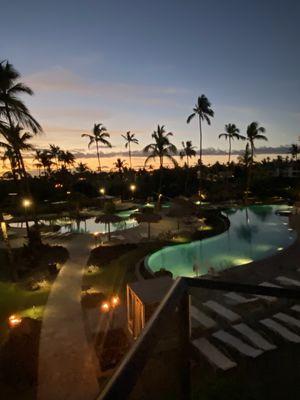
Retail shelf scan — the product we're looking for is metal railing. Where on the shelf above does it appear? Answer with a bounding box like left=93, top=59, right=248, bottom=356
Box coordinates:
left=98, top=277, right=300, bottom=400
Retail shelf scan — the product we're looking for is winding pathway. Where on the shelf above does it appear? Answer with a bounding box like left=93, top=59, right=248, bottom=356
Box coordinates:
left=38, top=234, right=99, bottom=400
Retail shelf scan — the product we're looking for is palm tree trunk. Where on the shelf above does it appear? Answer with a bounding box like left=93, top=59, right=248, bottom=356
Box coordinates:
left=96, top=141, right=101, bottom=171
left=228, top=137, right=231, bottom=164
left=148, top=222, right=151, bottom=239
left=108, top=222, right=111, bottom=241
left=198, top=115, right=203, bottom=190
left=129, top=142, right=132, bottom=169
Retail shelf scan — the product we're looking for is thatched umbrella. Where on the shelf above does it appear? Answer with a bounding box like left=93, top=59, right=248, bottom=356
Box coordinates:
left=168, top=197, right=197, bottom=230
left=130, top=212, right=161, bottom=239
left=95, top=214, right=123, bottom=241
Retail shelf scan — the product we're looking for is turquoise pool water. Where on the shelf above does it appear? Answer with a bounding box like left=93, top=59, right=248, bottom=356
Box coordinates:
left=147, top=205, right=296, bottom=278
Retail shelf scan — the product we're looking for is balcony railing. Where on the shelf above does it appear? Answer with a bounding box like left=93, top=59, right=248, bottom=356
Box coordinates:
left=98, top=277, right=300, bottom=400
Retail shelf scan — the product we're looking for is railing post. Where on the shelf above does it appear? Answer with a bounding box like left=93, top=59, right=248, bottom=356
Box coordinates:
left=178, top=286, right=191, bottom=400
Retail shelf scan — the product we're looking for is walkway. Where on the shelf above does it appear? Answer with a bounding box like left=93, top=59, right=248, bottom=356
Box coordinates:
left=38, top=234, right=99, bottom=400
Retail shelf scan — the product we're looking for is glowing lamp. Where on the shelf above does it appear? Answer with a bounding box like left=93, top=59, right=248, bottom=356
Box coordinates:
left=111, top=295, right=120, bottom=308
left=8, top=314, right=22, bottom=328
left=100, top=187, right=106, bottom=195
left=130, top=184, right=136, bottom=192
left=101, top=302, right=110, bottom=313
left=22, top=199, right=31, bottom=208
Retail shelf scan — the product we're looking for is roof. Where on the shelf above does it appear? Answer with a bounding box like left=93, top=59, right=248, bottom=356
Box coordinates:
left=128, top=277, right=174, bottom=305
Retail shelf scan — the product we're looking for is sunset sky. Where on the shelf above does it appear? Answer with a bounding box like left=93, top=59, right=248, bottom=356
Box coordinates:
left=1, top=0, right=300, bottom=169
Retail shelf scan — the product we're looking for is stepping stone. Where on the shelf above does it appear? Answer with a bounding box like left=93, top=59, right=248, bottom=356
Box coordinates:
left=260, top=318, right=300, bottom=343
left=224, top=292, right=257, bottom=305
left=255, top=282, right=281, bottom=303
left=274, top=312, right=300, bottom=330
left=203, top=301, right=241, bottom=322
left=192, top=337, right=237, bottom=371
left=190, top=305, right=216, bottom=329
left=291, top=305, right=300, bottom=313
left=275, top=276, right=300, bottom=287
left=233, top=323, right=276, bottom=351
left=213, top=330, right=263, bottom=358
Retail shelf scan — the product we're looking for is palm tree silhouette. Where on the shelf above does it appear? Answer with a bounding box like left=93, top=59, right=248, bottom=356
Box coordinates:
left=218, top=123, right=245, bottom=164
left=81, top=123, right=111, bottom=171
left=114, top=158, right=127, bottom=174
left=0, top=60, right=42, bottom=133
left=58, top=150, right=75, bottom=171
left=143, top=125, right=177, bottom=169
left=187, top=95, right=214, bottom=180
left=290, top=144, right=299, bottom=161
left=34, top=149, right=54, bottom=175
left=49, top=144, right=61, bottom=169
left=121, top=131, right=138, bottom=169
left=179, top=140, right=197, bottom=167
left=245, top=122, right=267, bottom=201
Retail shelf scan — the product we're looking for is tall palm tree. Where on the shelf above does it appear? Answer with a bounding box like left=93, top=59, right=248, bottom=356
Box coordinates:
left=75, top=162, right=90, bottom=174
left=245, top=122, right=267, bottom=201
left=1, top=146, right=19, bottom=183
left=0, top=60, right=42, bottom=134
left=121, top=131, right=139, bottom=169
left=143, top=125, right=177, bottom=169
left=290, top=144, right=299, bottom=161
left=81, top=123, right=111, bottom=171
left=218, top=123, right=245, bottom=164
left=179, top=140, right=197, bottom=167
left=187, top=95, right=214, bottom=170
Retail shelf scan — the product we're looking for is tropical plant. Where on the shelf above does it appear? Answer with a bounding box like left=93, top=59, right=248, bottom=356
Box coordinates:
left=49, top=144, right=61, bottom=169
left=179, top=140, right=197, bottom=167
left=290, top=144, right=299, bottom=161
left=58, top=150, right=75, bottom=170
left=81, top=123, right=111, bottom=171
left=218, top=123, right=245, bottom=164
left=121, top=131, right=138, bottom=169
left=34, top=149, right=54, bottom=175
left=143, top=125, right=177, bottom=169
left=75, top=162, right=90, bottom=174
left=114, top=158, right=127, bottom=174
left=186, top=95, right=214, bottom=169
left=1, top=146, right=19, bottom=182
left=0, top=60, right=42, bottom=134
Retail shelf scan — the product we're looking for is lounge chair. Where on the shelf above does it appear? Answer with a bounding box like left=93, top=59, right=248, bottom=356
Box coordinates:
left=213, top=330, right=263, bottom=358
left=260, top=318, right=300, bottom=343
left=233, top=323, right=276, bottom=351
left=190, top=305, right=216, bottom=329
left=255, top=282, right=281, bottom=303
left=224, top=292, right=258, bottom=305
left=192, top=337, right=237, bottom=371
left=275, top=276, right=300, bottom=287
left=203, top=300, right=241, bottom=322
left=274, top=312, right=300, bottom=329
left=291, top=305, right=300, bottom=313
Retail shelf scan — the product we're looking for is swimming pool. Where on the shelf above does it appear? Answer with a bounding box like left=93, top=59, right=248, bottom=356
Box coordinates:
left=147, top=205, right=296, bottom=278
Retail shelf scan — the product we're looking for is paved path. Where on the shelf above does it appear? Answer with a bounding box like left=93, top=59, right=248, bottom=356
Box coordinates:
left=38, top=234, right=99, bottom=400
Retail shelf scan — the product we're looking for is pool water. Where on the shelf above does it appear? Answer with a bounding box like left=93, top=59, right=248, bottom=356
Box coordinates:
left=147, top=205, right=296, bottom=278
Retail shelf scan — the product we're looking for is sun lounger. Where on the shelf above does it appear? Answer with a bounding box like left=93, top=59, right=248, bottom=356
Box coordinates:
left=275, top=276, right=300, bottom=287
left=291, top=305, right=300, bottom=313
left=224, top=292, right=258, bottom=305
left=255, top=282, right=281, bottom=303
left=192, top=337, right=237, bottom=371
left=212, top=330, right=263, bottom=358
left=274, top=312, right=300, bottom=330
left=233, top=323, right=276, bottom=351
left=190, top=305, right=216, bottom=329
left=203, top=301, right=241, bottom=322
left=260, top=318, right=300, bottom=343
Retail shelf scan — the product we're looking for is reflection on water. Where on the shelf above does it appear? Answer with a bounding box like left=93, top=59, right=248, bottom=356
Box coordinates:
left=148, top=205, right=296, bottom=278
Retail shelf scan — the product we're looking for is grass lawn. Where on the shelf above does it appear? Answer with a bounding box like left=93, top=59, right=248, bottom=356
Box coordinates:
left=83, top=242, right=165, bottom=299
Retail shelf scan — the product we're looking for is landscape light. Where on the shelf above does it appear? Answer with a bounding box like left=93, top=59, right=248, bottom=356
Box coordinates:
left=100, top=187, right=106, bottom=195
left=111, top=295, right=120, bottom=308
left=8, top=314, right=22, bottom=328
left=101, top=301, right=110, bottom=313
left=130, top=184, right=136, bottom=192
left=22, top=199, right=31, bottom=208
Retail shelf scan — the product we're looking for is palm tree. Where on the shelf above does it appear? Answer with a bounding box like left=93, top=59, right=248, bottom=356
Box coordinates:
left=218, top=124, right=245, bottom=164
left=114, top=158, right=127, bottom=174
left=290, top=144, right=299, bottom=161
left=81, top=123, right=111, bottom=171
left=143, top=125, right=177, bottom=169
left=245, top=122, right=267, bottom=202
left=0, top=60, right=42, bottom=134
left=1, top=146, right=19, bottom=183
left=49, top=144, right=61, bottom=169
left=179, top=140, right=197, bottom=167
left=75, top=162, right=90, bottom=174
left=34, top=149, right=54, bottom=175
left=187, top=95, right=214, bottom=171
left=58, top=150, right=75, bottom=171
left=121, top=131, right=139, bottom=169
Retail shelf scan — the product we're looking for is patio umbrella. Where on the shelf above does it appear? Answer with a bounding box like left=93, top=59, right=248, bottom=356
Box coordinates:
left=130, top=212, right=161, bottom=239
left=95, top=214, right=123, bottom=241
